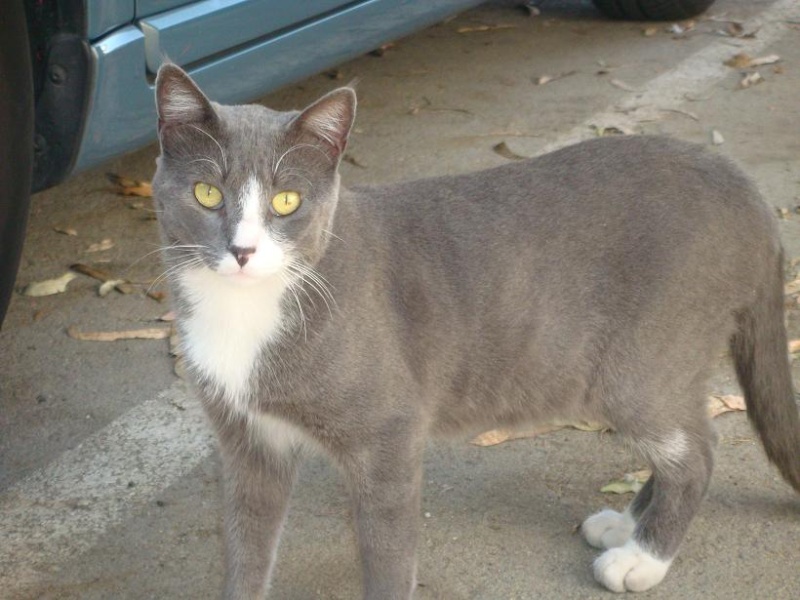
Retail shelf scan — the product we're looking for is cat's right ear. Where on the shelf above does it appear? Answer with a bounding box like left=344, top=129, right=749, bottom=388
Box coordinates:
left=155, top=63, right=217, bottom=133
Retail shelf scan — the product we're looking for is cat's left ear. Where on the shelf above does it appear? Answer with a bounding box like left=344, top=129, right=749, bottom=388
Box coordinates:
left=292, top=88, right=357, bottom=161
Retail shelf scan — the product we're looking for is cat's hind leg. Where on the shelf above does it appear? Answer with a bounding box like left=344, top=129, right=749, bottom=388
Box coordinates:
left=592, top=420, right=715, bottom=593
left=581, top=473, right=654, bottom=549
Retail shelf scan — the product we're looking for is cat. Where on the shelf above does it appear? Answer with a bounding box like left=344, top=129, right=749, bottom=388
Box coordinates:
left=151, top=63, right=800, bottom=599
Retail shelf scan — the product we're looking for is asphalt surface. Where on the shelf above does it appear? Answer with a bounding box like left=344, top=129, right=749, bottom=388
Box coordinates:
left=2, top=1, right=799, bottom=598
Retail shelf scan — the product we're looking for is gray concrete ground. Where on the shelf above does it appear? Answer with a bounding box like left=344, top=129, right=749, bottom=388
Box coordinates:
left=2, top=0, right=800, bottom=598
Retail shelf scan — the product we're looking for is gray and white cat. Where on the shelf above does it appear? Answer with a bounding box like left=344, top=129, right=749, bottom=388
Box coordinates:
left=152, top=63, right=800, bottom=599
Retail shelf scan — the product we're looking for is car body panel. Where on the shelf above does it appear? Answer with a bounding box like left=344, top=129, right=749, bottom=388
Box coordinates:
left=139, top=0, right=351, bottom=73
left=75, top=0, right=484, bottom=172
left=86, top=0, right=135, bottom=40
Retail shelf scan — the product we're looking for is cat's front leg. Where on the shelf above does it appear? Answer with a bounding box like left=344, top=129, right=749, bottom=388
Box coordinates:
left=214, top=414, right=302, bottom=600
left=343, top=430, right=426, bottom=600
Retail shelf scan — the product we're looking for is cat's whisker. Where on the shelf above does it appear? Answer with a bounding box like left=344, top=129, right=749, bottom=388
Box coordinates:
left=275, top=167, right=315, bottom=190
left=321, top=229, right=345, bottom=244
left=188, top=124, right=228, bottom=171
left=286, top=262, right=336, bottom=317
left=148, top=256, right=205, bottom=292
left=281, top=273, right=308, bottom=342
left=125, top=243, right=207, bottom=274
left=187, top=157, right=224, bottom=177
left=273, top=143, right=330, bottom=176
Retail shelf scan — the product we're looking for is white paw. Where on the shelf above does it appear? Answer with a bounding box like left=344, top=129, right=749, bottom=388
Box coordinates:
left=593, top=540, right=671, bottom=593
left=581, top=509, right=635, bottom=549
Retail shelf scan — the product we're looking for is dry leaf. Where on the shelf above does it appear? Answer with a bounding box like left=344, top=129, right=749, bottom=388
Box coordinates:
left=533, top=71, right=576, bottom=86
left=643, top=27, right=657, bottom=36
left=470, top=420, right=607, bottom=447
left=174, top=356, right=189, bottom=380
left=725, top=53, right=780, bottom=69
left=748, top=54, right=781, bottom=67
left=148, top=290, right=168, bottom=303
left=86, top=239, right=114, bottom=253
left=54, top=226, right=77, bottom=236
left=456, top=24, right=516, bottom=34
left=707, top=394, right=746, bottom=418
left=368, top=42, right=396, bottom=57
left=470, top=424, right=561, bottom=447
left=724, top=52, right=753, bottom=69
left=98, top=279, right=128, bottom=297
left=67, top=326, right=171, bottom=342
left=590, top=124, right=634, bottom=137
left=71, top=263, right=132, bottom=295
left=789, top=339, right=800, bottom=354
left=106, top=173, right=153, bottom=197
left=778, top=207, right=790, bottom=220
left=23, top=272, right=77, bottom=297
left=343, top=154, right=367, bottom=168
left=492, top=142, right=529, bottom=161
left=739, top=72, right=764, bottom=89
left=610, top=78, right=639, bottom=92
left=711, top=129, right=725, bottom=145
left=601, top=469, right=651, bottom=494
left=786, top=278, right=800, bottom=295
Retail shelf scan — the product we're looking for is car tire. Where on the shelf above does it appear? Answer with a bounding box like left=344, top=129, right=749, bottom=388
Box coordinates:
left=592, top=0, right=716, bottom=20
left=0, top=1, right=34, bottom=326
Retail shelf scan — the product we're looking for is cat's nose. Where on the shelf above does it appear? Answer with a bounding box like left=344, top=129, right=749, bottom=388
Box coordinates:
left=230, top=245, right=256, bottom=267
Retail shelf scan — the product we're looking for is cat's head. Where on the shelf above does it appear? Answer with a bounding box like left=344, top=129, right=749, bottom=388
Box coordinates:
left=152, top=63, right=355, bottom=287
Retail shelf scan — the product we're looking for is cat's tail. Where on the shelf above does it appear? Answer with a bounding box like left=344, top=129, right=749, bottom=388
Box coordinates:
left=730, top=252, right=800, bottom=493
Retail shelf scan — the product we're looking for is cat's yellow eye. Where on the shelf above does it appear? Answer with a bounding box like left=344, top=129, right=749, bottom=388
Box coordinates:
left=271, top=191, right=301, bottom=216
left=194, top=182, right=223, bottom=209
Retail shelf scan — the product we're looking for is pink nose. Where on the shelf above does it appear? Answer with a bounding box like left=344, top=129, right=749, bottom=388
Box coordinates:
left=230, top=246, right=255, bottom=267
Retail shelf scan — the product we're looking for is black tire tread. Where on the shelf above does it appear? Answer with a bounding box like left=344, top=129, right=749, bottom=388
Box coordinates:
left=592, top=0, right=716, bottom=21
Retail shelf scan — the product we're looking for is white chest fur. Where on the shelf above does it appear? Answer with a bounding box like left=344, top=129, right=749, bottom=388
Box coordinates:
left=178, top=267, right=286, bottom=413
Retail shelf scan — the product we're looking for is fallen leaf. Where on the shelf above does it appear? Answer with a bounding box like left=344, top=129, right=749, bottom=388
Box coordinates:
left=707, top=394, right=746, bottom=418
left=148, top=290, right=168, bottom=303
left=106, top=173, right=153, bottom=197
left=590, top=124, right=635, bottom=137
left=601, top=469, right=651, bottom=494
left=789, top=339, right=800, bottom=353
left=711, top=129, right=725, bottom=145
left=492, top=141, right=529, bottom=161
left=739, top=72, right=764, bottom=89
left=87, top=239, right=114, bottom=253
left=470, top=420, right=607, bottom=447
left=784, top=278, right=800, bottom=295
left=778, top=207, right=790, bottom=220
left=470, top=425, right=561, bottom=446
left=533, top=70, right=576, bottom=86
left=174, top=356, right=189, bottom=380
left=54, top=226, right=78, bottom=236
left=98, top=279, right=128, bottom=297
left=725, top=53, right=780, bottom=69
left=67, top=326, right=171, bottom=342
left=325, top=69, right=344, bottom=80
left=724, top=52, right=753, bottom=69
left=748, top=54, right=781, bottom=67
left=456, top=24, right=517, bottom=34
left=773, top=64, right=784, bottom=75
left=368, top=42, right=396, bottom=57
left=643, top=27, right=657, bottom=36
left=71, top=263, right=133, bottom=295
left=610, top=78, right=639, bottom=92
left=343, top=154, right=367, bottom=168
left=158, top=310, right=177, bottom=322
left=23, top=272, right=78, bottom=297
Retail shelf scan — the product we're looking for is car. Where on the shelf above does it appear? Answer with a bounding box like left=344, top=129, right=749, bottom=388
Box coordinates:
left=0, top=0, right=716, bottom=325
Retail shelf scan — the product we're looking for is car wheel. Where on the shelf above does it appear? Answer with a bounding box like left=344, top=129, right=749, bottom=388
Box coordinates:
left=592, top=0, right=716, bottom=20
left=0, top=0, right=34, bottom=326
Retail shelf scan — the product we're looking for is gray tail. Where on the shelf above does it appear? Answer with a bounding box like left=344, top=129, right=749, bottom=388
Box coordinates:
left=730, top=254, right=800, bottom=493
